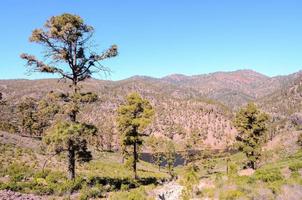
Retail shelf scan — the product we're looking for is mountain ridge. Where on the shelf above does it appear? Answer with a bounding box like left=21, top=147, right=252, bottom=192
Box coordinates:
left=0, top=69, right=301, bottom=150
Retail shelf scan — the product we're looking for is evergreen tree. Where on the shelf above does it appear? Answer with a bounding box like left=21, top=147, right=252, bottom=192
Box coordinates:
left=297, top=133, right=302, bottom=147
left=146, top=135, right=164, bottom=171
left=0, top=93, right=18, bottom=133
left=0, top=92, right=4, bottom=105
left=234, top=102, right=269, bottom=169
left=17, top=97, right=37, bottom=136
left=183, top=130, right=200, bottom=166
left=202, top=147, right=217, bottom=174
left=117, top=93, right=154, bottom=179
left=16, top=93, right=60, bottom=137
left=163, top=139, right=176, bottom=179
left=21, top=13, right=118, bottom=179
left=35, top=92, right=61, bottom=135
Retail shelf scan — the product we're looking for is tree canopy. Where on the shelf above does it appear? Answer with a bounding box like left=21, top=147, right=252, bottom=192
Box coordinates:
left=234, top=102, right=269, bottom=169
left=117, top=92, right=154, bottom=179
left=21, top=13, right=118, bottom=90
left=21, top=13, right=118, bottom=180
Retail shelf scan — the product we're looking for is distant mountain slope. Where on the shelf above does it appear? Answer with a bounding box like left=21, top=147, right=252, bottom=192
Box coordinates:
left=137, top=69, right=298, bottom=108
left=258, top=71, right=302, bottom=117
left=0, top=69, right=300, bottom=150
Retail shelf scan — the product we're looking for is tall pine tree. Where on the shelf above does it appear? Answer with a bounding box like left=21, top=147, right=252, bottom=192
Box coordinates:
left=117, top=93, right=154, bottom=179
left=234, top=103, right=269, bottom=169
left=21, top=13, right=118, bottom=179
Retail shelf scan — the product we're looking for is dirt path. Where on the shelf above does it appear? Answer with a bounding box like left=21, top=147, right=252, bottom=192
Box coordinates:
left=0, top=131, right=42, bottom=150
left=153, top=181, right=183, bottom=200
left=0, top=190, right=46, bottom=200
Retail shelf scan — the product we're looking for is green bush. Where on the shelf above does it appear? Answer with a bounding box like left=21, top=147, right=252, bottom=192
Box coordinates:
left=219, top=189, right=244, bottom=200
left=110, top=187, right=148, bottom=200
left=0, top=181, right=23, bottom=191
left=227, top=162, right=238, bottom=179
left=79, top=184, right=103, bottom=200
left=267, top=181, right=283, bottom=194
left=253, top=168, right=283, bottom=183
left=44, top=171, right=66, bottom=184
left=6, top=163, right=33, bottom=182
left=55, top=177, right=84, bottom=195
left=289, top=161, right=302, bottom=172
left=199, top=188, right=215, bottom=198
left=298, top=133, right=302, bottom=146
left=127, top=188, right=147, bottom=200
left=121, top=183, right=130, bottom=191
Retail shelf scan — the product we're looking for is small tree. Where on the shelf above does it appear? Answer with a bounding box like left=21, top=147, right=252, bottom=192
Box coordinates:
left=17, top=93, right=61, bottom=137
left=183, top=130, right=200, bottom=166
left=181, top=165, right=199, bottom=200
left=17, top=97, right=37, bottom=135
left=146, top=135, right=164, bottom=171
left=234, top=102, right=269, bottom=169
left=21, top=13, right=118, bottom=179
left=202, top=146, right=217, bottom=174
left=163, top=140, right=176, bottom=179
left=297, top=133, right=302, bottom=147
left=117, top=93, right=154, bottom=179
left=35, top=92, right=61, bottom=135
left=0, top=93, right=17, bottom=133
left=0, top=92, right=4, bottom=105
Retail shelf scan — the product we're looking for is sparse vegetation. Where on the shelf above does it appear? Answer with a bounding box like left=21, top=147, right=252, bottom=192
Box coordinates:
left=0, top=9, right=301, bottom=199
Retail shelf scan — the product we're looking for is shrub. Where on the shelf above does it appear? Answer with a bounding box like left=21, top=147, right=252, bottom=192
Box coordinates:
left=56, top=177, right=84, bottom=195
left=267, top=181, right=283, bottom=194
left=121, top=183, right=130, bottom=191
left=6, top=163, right=33, bottom=182
left=110, top=187, right=148, bottom=200
left=45, top=171, right=66, bottom=184
left=0, top=181, right=23, bottom=191
left=199, top=188, right=215, bottom=198
left=253, top=168, right=283, bottom=183
left=79, top=184, right=103, bottom=200
left=127, top=188, right=147, bottom=200
left=228, top=162, right=238, bottom=179
left=289, top=161, right=302, bottom=172
left=219, top=189, right=244, bottom=200
left=298, top=133, right=302, bottom=146
left=181, top=165, right=199, bottom=200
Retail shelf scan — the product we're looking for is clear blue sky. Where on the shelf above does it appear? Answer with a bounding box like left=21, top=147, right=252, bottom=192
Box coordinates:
left=0, top=0, right=301, bottom=80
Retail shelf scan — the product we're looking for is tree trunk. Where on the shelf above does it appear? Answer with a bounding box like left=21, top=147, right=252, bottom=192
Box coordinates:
left=133, top=142, right=137, bottom=179
left=67, top=142, right=75, bottom=180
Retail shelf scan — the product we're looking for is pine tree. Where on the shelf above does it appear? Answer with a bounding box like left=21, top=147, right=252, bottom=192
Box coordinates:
left=297, top=133, right=302, bottom=147
left=234, top=102, right=269, bottom=169
left=146, top=135, right=164, bottom=171
left=17, top=97, right=37, bottom=136
left=163, top=139, right=176, bottom=179
left=117, top=93, right=154, bottom=179
left=183, top=130, right=200, bottom=166
left=0, top=92, right=4, bottom=105
left=21, top=13, right=118, bottom=179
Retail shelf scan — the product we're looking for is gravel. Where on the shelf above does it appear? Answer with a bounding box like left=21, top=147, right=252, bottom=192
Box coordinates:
left=154, top=181, right=183, bottom=200
left=0, top=190, right=45, bottom=200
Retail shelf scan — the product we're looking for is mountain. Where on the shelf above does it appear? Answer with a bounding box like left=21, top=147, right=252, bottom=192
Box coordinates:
left=0, top=69, right=301, bottom=150
left=128, top=69, right=300, bottom=108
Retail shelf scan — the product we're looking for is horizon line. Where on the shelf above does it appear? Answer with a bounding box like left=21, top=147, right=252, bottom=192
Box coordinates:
left=1, top=68, right=301, bottom=81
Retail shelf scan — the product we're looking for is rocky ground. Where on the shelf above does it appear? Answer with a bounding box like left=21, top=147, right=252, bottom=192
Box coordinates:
left=0, top=131, right=41, bottom=150
left=0, top=190, right=45, bottom=200
left=152, top=181, right=183, bottom=200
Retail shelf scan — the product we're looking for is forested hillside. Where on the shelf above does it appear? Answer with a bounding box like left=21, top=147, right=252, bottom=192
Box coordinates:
left=1, top=70, right=301, bottom=151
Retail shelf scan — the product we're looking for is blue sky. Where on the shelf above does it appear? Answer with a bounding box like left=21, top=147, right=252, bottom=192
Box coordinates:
left=0, top=0, right=301, bottom=80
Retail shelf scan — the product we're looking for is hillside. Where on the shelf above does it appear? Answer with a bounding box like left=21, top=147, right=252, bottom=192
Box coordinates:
left=0, top=69, right=301, bottom=150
